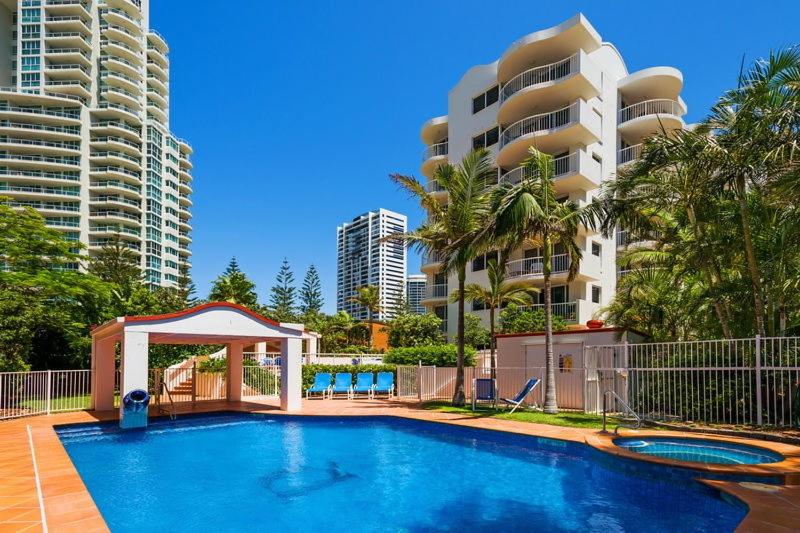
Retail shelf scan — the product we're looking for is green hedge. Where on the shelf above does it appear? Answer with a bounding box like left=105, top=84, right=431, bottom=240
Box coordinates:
left=302, top=364, right=397, bottom=390
left=384, top=345, right=476, bottom=367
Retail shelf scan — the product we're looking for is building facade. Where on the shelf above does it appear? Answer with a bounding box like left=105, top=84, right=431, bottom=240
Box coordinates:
left=336, top=208, right=407, bottom=321
left=419, top=14, right=685, bottom=336
left=0, top=0, right=193, bottom=286
left=406, top=273, right=426, bottom=315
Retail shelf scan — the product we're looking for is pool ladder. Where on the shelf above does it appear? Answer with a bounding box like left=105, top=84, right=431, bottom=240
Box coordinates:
left=602, top=390, right=641, bottom=434
left=155, top=379, right=176, bottom=421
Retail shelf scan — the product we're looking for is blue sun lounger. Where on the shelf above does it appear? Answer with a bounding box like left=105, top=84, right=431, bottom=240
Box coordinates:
left=331, top=372, right=353, bottom=399
left=353, top=372, right=375, bottom=398
left=306, top=373, right=332, bottom=399
left=500, top=378, right=540, bottom=413
left=373, top=372, right=395, bottom=398
left=472, top=378, right=498, bottom=411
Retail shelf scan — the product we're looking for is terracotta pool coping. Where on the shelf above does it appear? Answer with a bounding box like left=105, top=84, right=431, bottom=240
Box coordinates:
left=2, top=399, right=799, bottom=532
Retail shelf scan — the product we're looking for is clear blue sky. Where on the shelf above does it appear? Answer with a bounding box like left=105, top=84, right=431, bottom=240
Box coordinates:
left=151, top=0, right=800, bottom=314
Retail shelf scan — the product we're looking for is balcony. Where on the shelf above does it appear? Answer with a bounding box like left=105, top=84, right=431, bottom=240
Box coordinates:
left=421, top=283, right=448, bottom=305
left=497, top=100, right=600, bottom=167
left=506, top=254, right=569, bottom=281
left=497, top=14, right=601, bottom=83
left=499, top=149, right=601, bottom=193
left=498, top=50, right=601, bottom=125
left=518, top=302, right=578, bottom=323
left=420, top=115, right=448, bottom=146
left=618, top=144, right=643, bottom=166
left=421, top=141, right=448, bottom=177
left=421, top=250, right=446, bottom=273
left=618, top=99, right=685, bottom=141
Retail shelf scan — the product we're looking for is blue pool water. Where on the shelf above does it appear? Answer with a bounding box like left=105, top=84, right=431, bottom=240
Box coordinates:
left=57, top=414, right=747, bottom=532
left=615, top=436, right=783, bottom=465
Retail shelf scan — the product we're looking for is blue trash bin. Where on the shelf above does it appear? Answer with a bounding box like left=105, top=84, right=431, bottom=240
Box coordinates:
left=121, top=389, right=150, bottom=429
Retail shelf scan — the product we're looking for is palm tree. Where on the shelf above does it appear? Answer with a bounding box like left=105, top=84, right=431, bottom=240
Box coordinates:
left=390, top=149, right=494, bottom=406
left=349, top=285, right=382, bottom=347
left=703, top=47, right=800, bottom=336
left=462, top=256, right=535, bottom=379
left=489, top=148, right=583, bottom=414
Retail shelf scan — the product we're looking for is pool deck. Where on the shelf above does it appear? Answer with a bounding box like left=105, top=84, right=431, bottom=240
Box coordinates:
left=1, top=398, right=799, bottom=532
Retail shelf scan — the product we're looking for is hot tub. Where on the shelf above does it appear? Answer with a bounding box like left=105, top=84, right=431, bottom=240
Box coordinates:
left=614, top=437, right=784, bottom=465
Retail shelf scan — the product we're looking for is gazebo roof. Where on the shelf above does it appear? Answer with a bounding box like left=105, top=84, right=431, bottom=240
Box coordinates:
left=91, top=302, right=317, bottom=345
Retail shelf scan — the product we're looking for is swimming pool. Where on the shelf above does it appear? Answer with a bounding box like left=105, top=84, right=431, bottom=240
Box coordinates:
left=57, top=414, right=746, bottom=532
left=615, top=436, right=784, bottom=465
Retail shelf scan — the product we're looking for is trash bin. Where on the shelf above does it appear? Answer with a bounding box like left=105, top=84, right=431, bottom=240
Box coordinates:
left=120, top=389, right=150, bottom=429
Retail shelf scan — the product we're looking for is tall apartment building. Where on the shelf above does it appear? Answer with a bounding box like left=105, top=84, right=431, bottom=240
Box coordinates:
left=0, top=0, right=193, bottom=287
left=419, top=14, right=685, bottom=336
left=336, top=209, right=407, bottom=321
left=406, top=274, right=426, bottom=315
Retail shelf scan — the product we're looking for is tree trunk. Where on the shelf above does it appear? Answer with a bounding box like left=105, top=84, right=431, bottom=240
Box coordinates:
left=736, top=176, right=766, bottom=336
left=688, top=205, right=732, bottom=339
left=543, top=239, right=558, bottom=414
left=489, top=307, right=496, bottom=381
left=779, top=301, right=787, bottom=337
left=452, top=267, right=466, bottom=406
left=366, top=310, right=373, bottom=348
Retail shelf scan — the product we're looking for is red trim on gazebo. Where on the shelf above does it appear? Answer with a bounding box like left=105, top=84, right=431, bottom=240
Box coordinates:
left=122, top=301, right=281, bottom=327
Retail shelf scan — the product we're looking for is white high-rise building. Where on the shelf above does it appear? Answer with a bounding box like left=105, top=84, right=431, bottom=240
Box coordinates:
left=0, top=0, right=193, bottom=286
left=418, top=14, right=685, bottom=336
left=406, top=274, right=426, bottom=315
left=336, top=209, right=407, bottom=321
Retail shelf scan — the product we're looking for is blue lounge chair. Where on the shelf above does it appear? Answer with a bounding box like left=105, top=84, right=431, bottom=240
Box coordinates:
left=353, top=372, right=375, bottom=398
left=472, top=378, right=497, bottom=411
left=500, top=378, right=541, bottom=413
left=306, top=373, right=332, bottom=399
left=331, top=372, right=353, bottom=399
left=373, top=372, right=395, bottom=398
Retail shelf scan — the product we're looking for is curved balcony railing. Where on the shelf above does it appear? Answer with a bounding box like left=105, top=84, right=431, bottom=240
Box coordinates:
left=500, top=54, right=578, bottom=103
left=618, top=144, right=643, bottom=165
left=422, top=141, right=448, bottom=162
left=518, top=301, right=577, bottom=322
left=500, top=103, right=577, bottom=148
left=423, top=250, right=446, bottom=265
left=499, top=152, right=579, bottom=185
left=424, top=284, right=448, bottom=300
left=506, top=254, right=570, bottom=279
left=618, top=99, right=682, bottom=124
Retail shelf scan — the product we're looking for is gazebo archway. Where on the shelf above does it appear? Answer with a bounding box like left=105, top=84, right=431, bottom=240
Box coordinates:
left=90, top=302, right=317, bottom=428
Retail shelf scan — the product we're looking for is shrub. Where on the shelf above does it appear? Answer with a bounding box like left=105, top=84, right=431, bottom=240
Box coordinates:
left=386, top=313, right=444, bottom=347
left=499, top=304, right=567, bottom=334
left=198, top=356, right=258, bottom=373
left=302, top=364, right=397, bottom=390
left=384, top=345, right=476, bottom=367
left=464, top=313, right=490, bottom=349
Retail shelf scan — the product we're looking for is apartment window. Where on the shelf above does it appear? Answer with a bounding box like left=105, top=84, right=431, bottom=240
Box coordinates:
left=537, top=285, right=568, bottom=305
left=21, top=25, right=40, bottom=39
left=592, top=285, right=601, bottom=304
left=472, top=250, right=498, bottom=272
left=21, top=73, right=39, bottom=87
left=21, top=41, right=39, bottom=56
left=21, top=9, right=40, bottom=23
left=472, top=126, right=499, bottom=149
left=591, top=242, right=601, bottom=257
left=21, top=57, right=39, bottom=72
left=472, top=85, right=499, bottom=114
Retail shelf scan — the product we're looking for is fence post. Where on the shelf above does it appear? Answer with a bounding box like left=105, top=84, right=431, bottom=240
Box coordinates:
left=755, top=335, right=763, bottom=426
left=45, top=370, right=52, bottom=415
left=191, top=361, right=197, bottom=404
left=417, top=361, right=422, bottom=402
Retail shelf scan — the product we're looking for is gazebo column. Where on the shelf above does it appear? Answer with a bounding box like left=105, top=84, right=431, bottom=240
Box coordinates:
left=226, top=343, right=244, bottom=402
left=280, top=337, right=302, bottom=411
left=306, top=336, right=318, bottom=364
left=91, top=336, right=117, bottom=411
left=120, top=330, right=149, bottom=429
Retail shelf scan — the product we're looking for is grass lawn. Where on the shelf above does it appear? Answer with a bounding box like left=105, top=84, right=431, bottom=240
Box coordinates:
left=423, top=401, right=621, bottom=430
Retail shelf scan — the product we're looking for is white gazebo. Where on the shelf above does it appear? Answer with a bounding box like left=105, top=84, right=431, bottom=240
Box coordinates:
left=90, top=302, right=317, bottom=428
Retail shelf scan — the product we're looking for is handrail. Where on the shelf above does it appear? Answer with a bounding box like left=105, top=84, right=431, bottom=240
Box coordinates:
left=155, top=373, right=176, bottom=420
left=500, top=102, right=578, bottom=148
left=500, top=53, right=578, bottom=103
left=422, top=141, right=448, bottom=162
left=602, top=389, right=641, bottom=434
left=618, top=99, right=683, bottom=124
